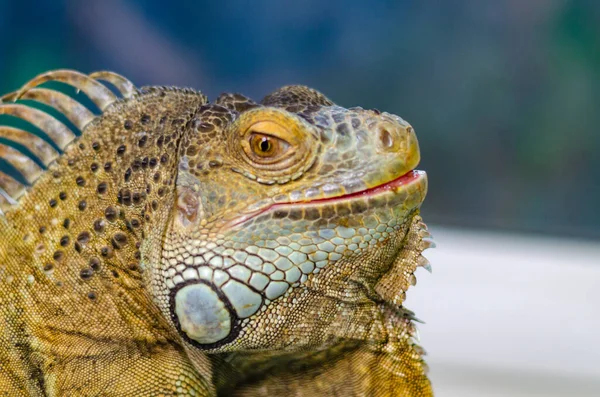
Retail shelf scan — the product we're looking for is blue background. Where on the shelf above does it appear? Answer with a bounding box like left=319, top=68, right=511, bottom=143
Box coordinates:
left=1, top=0, right=598, bottom=239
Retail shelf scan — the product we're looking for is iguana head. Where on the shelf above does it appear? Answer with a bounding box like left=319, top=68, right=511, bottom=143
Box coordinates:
left=161, top=86, right=427, bottom=351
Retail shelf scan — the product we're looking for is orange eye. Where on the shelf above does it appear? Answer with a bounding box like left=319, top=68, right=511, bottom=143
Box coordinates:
left=250, top=134, right=277, bottom=157
left=246, top=132, right=290, bottom=160
left=238, top=117, right=305, bottom=169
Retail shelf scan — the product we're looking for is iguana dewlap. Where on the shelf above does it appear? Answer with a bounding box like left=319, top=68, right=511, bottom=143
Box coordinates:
left=0, top=70, right=434, bottom=396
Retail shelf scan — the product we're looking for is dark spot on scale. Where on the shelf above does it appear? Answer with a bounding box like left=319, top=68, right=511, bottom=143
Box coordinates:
left=104, top=162, right=112, bottom=172
left=286, top=104, right=303, bottom=113
left=97, top=182, right=108, bottom=194
left=49, top=199, right=57, bottom=208
left=186, top=145, right=198, bottom=157
left=53, top=251, right=64, bottom=261
left=321, top=206, right=335, bottom=219
left=332, top=113, right=345, bottom=123
left=141, top=114, right=151, bottom=124
left=118, top=189, right=132, bottom=206
left=132, top=192, right=142, bottom=205
left=336, top=203, right=351, bottom=217
left=132, top=159, right=141, bottom=171
left=60, top=236, right=70, bottom=246
left=89, top=257, right=101, bottom=271
left=76, top=176, right=85, bottom=187
left=117, top=145, right=126, bottom=156
left=105, top=207, right=118, bottom=222
left=273, top=209, right=288, bottom=219
left=112, top=233, right=128, bottom=249
left=304, top=208, right=320, bottom=220
left=124, top=168, right=132, bottom=182
left=92, top=142, right=101, bottom=151
left=78, top=200, right=87, bottom=211
left=39, top=226, right=46, bottom=234
left=111, top=270, right=119, bottom=278
left=101, top=246, right=113, bottom=257
left=87, top=291, right=97, bottom=300
left=43, top=263, right=53, bottom=271
left=350, top=200, right=368, bottom=213
left=336, top=123, right=350, bottom=136
left=288, top=209, right=302, bottom=221
left=124, top=120, right=133, bottom=130
left=80, top=268, right=93, bottom=280
left=198, top=122, right=214, bottom=133
left=77, top=231, right=90, bottom=245
left=93, top=219, right=105, bottom=233
left=62, top=219, right=70, bottom=229
left=59, top=192, right=67, bottom=200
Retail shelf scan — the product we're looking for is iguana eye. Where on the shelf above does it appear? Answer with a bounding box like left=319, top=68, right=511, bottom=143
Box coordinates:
left=249, top=133, right=289, bottom=158
left=235, top=110, right=316, bottom=176
left=241, top=120, right=292, bottom=164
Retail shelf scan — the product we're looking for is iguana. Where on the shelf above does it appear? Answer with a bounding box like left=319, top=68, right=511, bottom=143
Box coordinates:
left=0, top=70, right=434, bottom=396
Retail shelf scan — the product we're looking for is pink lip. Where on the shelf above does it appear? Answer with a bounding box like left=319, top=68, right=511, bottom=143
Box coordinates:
left=303, top=169, right=424, bottom=204
left=228, top=170, right=425, bottom=228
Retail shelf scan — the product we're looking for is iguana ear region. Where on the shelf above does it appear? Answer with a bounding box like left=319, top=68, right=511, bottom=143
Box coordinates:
left=169, top=276, right=264, bottom=349
left=170, top=280, right=240, bottom=348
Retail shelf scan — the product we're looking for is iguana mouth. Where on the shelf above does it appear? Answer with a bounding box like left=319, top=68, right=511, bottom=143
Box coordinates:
left=303, top=170, right=425, bottom=205
left=227, top=170, right=427, bottom=228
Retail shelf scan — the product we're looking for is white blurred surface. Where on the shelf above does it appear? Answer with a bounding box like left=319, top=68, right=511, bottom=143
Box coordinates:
left=407, top=227, right=600, bottom=396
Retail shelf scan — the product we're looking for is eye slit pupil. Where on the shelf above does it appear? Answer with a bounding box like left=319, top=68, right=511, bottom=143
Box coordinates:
left=259, top=137, right=271, bottom=153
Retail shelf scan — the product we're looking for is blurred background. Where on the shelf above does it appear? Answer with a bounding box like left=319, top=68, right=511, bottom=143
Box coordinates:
left=0, top=0, right=598, bottom=395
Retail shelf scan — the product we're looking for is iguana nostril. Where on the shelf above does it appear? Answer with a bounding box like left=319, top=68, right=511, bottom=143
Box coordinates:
left=379, top=127, right=394, bottom=149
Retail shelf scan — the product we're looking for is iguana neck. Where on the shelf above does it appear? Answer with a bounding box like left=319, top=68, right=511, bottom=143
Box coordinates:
left=1, top=89, right=205, bottom=341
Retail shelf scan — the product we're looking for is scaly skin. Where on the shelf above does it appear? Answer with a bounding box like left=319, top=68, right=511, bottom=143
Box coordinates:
left=0, top=71, right=433, bottom=396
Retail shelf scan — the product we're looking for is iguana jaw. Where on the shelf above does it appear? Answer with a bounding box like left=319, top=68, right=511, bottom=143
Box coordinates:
left=227, top=169, right=427, bottom=229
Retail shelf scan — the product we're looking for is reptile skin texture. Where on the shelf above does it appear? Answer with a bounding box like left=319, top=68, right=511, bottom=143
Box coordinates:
left=0, top=70, right=434, bottom=396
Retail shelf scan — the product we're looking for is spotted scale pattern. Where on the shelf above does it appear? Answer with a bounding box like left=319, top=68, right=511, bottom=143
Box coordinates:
left=0, top=69, right=433, bottom=396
